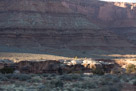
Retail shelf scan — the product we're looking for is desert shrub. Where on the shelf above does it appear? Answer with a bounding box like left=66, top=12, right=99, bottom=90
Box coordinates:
left=38, top=85, right=46, bottom=90
left=110, top=67, right=123, bottom=74
left=129, top=79, right=136, bottom=86
left=46, top=77, right=52, bottom=80
left=29, top=76, right=42, bottom=83
left=29, top=79, right=40, bottom=83
left=69, top=74, right=83, bottom=80
left=92, top=67, right=104, bottom=75
left=97, top=86, right=121, bottom=91
left=39, top=88, right=52, bottom=91
left=102, top=74, right=113, bottom=79
left=42, top=73, right=49, bottom=77
left=53, top=80, right=63, bottom=88
left=45, top=74, right=57, bottom=80
left=59, top=74, right=83, bottom=81
left=0, top=88, right=3, bottom=91
left=18, top=74, right=31, bottom=81
left=29, top=74, right=36, bottom=77
left=59, top=74, right=72, bottom=81
left=0, top=67, right=14, bottom=74
left=50, top=73, right=57, bottom=77
left=99, top=75, right=120, bottom=86
left=11, top=74, right=31, bottom=81
left=119, top=74, right=130, bottom=82
left=133, top=80, right=136, bottom=86
left=100, top=79, right=113, bottom=85
left=0, top=75, right=8, bottom=81
left=72, top=81, right=97, bottom=89
left=111, top=77, right=120, bottom=83
left=4, top=74, right=13, bottom=79
left=45, top=79, right=64, bottom=88
left=67, top=88, right=83, bottom=91
left=126, top=64, right=136, bottom=74
left=103, top=74, right=119, bottom=83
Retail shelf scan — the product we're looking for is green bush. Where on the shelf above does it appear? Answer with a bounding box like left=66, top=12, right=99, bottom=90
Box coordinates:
left=45, top=79, right=64, bottom=88
left=11, top=74, right=31, bottom=81
left=72, top=81, right=97, bottom=89
left=60, top=74, right=83, bottom=81
left=0, top=75, right=8, bottom=81
left=133, top=80, right=136, bottom=86
left=92, top=67, right=104, bottom=75
left=126, top=64, right=136, bottom=74
left=0, top=67, right=14, bottom=74
left=29, top=76, right=42, bottom=83
left=98, top=86, right=121, bottom=91
left=42, top=74, right=49, bottom=77
left=103, top=74, right=119, bottom=83
left=4, top=74, right=12, bottom=79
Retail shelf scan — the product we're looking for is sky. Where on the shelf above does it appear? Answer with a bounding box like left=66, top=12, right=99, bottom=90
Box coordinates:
left=100, top=0, right=136, bottom=3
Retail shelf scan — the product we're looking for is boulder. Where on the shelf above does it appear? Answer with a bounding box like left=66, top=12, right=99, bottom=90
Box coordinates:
left=71, top=60, right=83, bottom=65
left=83, top=58, right=102, bottom=69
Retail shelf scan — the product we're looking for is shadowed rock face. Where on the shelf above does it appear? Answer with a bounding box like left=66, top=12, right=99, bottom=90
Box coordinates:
left=0, top=28, right=135, bottom=53
left=0, top=0, right=136, bottom=54
left=0, top=59, right=115, bottom=74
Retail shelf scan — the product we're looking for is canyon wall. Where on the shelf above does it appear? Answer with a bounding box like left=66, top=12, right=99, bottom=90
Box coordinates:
left=63, top=0, right=136, bottom=27
left=0, top=0, right=136, bottom=55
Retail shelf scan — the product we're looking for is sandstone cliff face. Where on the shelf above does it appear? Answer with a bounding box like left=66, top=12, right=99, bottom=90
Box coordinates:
left=1, top=0, right=136, bottom=28
left=0, top=0, right=136, bottom=55
left=0, top=28, right=135, bottom=54
left=0, top=0, right=73, bottom=13
left=111, top=28, right=136, bottom=45
left=0, top=0, right=98, bottom=29
left=63, top=0, right=136, bottom=27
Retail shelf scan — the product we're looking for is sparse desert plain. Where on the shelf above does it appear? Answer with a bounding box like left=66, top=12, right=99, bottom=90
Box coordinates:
left=0, top=0, right=136, bottom=91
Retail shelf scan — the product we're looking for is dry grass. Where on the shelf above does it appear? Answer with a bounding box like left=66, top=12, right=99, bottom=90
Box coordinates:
left=1, top=51, right=136, bottom=64
left=0, top=52, right=72, bottom=62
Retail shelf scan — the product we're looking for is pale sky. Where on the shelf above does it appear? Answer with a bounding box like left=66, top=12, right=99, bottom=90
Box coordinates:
left=100, top=0, right=136, bottom=3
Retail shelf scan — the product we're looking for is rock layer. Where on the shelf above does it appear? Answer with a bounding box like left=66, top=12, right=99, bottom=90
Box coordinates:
left=0, top=0, right=136, bottom=54
left=0, top=59, right=115, bottom=74
left=0, top=28, right=135, bottom=53
left=64, top=0, right=136, bottom=27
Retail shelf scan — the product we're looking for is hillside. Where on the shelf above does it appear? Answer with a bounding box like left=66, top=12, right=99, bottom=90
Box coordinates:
left=0, top=0, right=136, bottom=59
left=0, top=1, right=136, bottom=91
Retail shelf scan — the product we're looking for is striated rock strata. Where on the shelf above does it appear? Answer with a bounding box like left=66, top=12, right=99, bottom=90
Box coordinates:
left=63, top=0, right=136, bottom=27
left=0, top=0, right=136, bottom=54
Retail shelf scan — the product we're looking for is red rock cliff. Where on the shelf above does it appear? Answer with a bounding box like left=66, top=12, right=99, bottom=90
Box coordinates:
left=63, top=0, right=136, bottom=27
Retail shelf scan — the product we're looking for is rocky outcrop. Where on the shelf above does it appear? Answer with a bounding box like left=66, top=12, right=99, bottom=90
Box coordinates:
left=1, top=58, right=136, bottom=74
left=63, top=0, right=136, bottom=27
left=15, top=60, right=86, bottom=74
left=16, top=60, right=61, bottom=73
left=0, top=59, right=116, bottom=74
